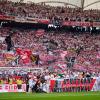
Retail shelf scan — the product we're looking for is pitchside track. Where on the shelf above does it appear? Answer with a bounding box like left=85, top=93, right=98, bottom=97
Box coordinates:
left=0, top=92, right=100, bottom=100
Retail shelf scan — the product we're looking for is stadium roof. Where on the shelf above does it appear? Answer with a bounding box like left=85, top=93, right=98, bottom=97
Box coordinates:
left=8, top=0, right=100, bottom=10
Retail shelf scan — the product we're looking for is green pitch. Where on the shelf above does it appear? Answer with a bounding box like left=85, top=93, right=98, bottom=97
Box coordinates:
left=0, top=92, right=100, bottom=100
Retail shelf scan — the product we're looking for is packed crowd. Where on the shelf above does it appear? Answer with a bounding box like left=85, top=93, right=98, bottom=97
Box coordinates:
left=0, top=0, right=100, bottom=93
left=0, top=0, right=100, bottom=22
left=0, top=27, right=100, bottom=74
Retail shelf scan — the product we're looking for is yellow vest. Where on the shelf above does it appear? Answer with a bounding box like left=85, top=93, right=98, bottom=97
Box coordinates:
left=16, top=79, right=23, bottom=85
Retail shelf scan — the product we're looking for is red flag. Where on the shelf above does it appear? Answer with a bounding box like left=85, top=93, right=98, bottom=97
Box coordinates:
left=16, top=48, right=32, bottom=64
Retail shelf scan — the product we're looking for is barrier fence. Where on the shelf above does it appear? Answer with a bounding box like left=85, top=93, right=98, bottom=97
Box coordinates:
left=0, top=78, right=100, bottom=93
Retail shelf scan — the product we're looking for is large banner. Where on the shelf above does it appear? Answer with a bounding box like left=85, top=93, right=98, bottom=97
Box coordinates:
left=63, top=21, right=91, bottom=27
left=0, top=15, right=50, bottom=24
left=63, top=21, right=100, bottom=27
left=50, top=78, right=97, bottom=92
left=0, top=84, right=26, bottom=93
left=38, top=19, right=50, bottom=24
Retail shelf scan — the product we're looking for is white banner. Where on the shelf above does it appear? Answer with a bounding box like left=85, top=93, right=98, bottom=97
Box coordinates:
left=0, top=84, right=26, bottom=93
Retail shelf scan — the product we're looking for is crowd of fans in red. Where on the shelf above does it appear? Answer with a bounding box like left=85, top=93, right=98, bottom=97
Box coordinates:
left=0, top=0, right=100, bottom=22
left=0, top=27, right=100, bottom=73
left=0, top=1, right=100, bottom=86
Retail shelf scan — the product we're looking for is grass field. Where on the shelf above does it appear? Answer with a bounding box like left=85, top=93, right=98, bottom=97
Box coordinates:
left=0, top=92, right=100, bottom=100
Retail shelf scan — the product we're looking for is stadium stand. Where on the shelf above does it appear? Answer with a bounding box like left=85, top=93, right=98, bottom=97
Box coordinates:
left=0, top=0, right=100, bottom=93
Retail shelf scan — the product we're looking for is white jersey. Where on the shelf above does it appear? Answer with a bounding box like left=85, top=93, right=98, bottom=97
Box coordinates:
left=42, top=82, right=50, bottom=93
left=29, top=79, right=35, bottom=88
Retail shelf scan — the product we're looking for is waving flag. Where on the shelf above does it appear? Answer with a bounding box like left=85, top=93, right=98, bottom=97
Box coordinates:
left=16, top=48, right=32, bottom=64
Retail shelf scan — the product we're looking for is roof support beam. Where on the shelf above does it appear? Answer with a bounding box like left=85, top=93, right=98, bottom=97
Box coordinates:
left=38, top=1, right=79, bottom=8
left=81, top=0, right=85, bottom=10
left=84, top=0, right=100, bottom=9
